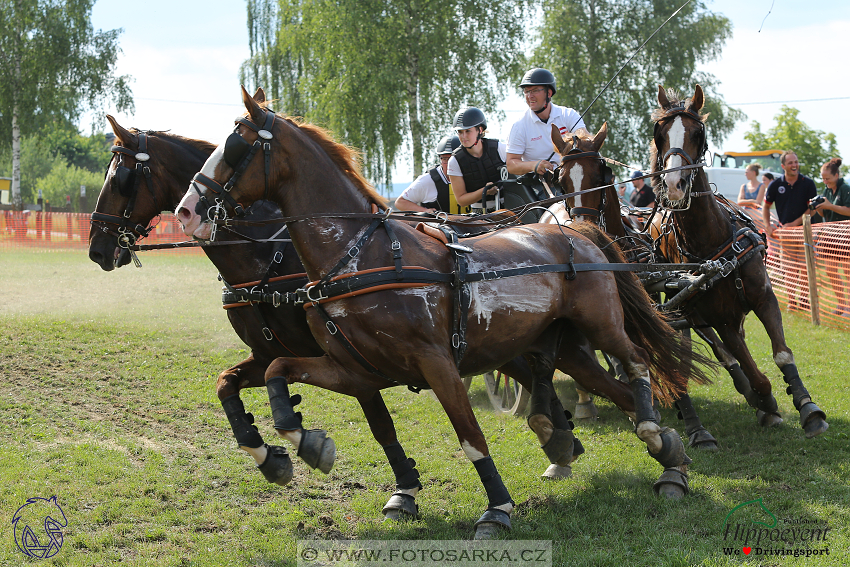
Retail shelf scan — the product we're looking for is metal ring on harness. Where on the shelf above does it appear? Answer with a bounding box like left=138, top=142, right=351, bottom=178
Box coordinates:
left=305, top=285, right=328, bottom=303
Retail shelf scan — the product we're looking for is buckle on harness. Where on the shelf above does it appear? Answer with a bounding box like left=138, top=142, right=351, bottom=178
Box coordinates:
left=272, top=291, right=281, bottom=307
left=348, top=245, right=360, bottom=258
left=262, top=327, right=273, bottom=341
left=731, top=239, right=746, bottom=255
left=305, top=285, right=327, bottom=303
left=391, top=240, right=401, bottom=251
left=326, top=320, right=338, bottom=335
left=451, top=333, right=465, bottom=349
left=273, top=251, right=283, bottom=264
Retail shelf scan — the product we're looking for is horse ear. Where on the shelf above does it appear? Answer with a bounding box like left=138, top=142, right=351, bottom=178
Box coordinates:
left=253, top=87, right=266, bottom=103
left=691, top=84, right=705, bottom=111
left=106, top=114, right=136, bottom=147
left=551, top=123, right=567, bottom=155
left=241, top=84, right=266, bottom=124
left=591, top=122, right=608, bottom=151
left=657, top=85, right=671, bottom=109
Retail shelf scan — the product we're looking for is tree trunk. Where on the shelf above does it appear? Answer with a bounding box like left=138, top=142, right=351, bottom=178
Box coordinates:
left=404, top=4, right=423, bottom=179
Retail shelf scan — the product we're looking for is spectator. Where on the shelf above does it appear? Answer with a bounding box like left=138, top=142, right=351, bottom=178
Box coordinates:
left=617, top=180, right=632, bottom=206
left=762, top=151, right=818, bottom=311
left=813, top=157, right=850, bottom=316
left=737, top=163, right=765, bottom=207
left=395, top=135, right=460, bottom=213
left=629, top=170, right=655, bottom=207
left=762, top=172, right=775, bottom=192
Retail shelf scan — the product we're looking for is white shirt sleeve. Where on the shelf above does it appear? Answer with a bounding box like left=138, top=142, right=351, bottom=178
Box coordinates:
left=447, top=156, right=462, bottom=178
left=498, top=142, right=507, bottom=163
left=506, top=120, right=526, bottom=156
left=398, top=172, right=437, bottom=205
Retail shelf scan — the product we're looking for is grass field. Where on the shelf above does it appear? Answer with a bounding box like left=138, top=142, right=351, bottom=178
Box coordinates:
left=1, top=250, right=848, bottom=566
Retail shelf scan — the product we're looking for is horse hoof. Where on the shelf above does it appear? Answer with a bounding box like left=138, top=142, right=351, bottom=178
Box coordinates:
left=541, top=463, right=572, bottom=480
left=688, top=428, right=719, bottom=451
left=756, top=410, right=783, bottom=428
left=257, top=444, right=294, bottom=486
left=297, top=429, right=336, bottom=473
left=653, top=467, right=689, bottom=499
left=800, top=402, right=828, bottom=438
left=573, top=402, right=598, bottom=421
left=381, top=492, right=419, bottom=521
left=473, top=508, right=511, bottom=540
left=647, top=427, right=686, bottom=468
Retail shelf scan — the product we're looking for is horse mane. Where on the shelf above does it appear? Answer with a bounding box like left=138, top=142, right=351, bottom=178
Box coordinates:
left=120, top=127, right=218, bottom=161
left=649, top=88, right=709, bottom=176
left=252, top=104, right=386, bottom=208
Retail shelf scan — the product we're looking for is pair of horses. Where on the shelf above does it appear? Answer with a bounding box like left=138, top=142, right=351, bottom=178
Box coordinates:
left=543, top=84, right=828, bottom=445
left=167, top=86, right=725, bottom=538
left=90, top=95, right=698, bottom=539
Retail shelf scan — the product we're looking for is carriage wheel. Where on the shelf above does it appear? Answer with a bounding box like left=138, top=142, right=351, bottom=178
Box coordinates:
left=483, top=371, right=529, bottom=416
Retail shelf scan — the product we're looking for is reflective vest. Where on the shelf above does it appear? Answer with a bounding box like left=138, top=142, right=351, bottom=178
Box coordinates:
left=421, top=167, right=451, bottom=212
left=452, top=139, right=505, bottom=193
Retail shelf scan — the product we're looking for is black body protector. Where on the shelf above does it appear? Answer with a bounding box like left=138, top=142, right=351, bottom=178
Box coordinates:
left=452, top=139, right=505, bottom=193
left=420, top=167, right=452, bottom=212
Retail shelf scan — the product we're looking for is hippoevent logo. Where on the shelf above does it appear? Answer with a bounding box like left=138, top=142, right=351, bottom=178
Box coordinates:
left=11, top=496, right=68, bottom=559
left=721, top=498, right=831, bottom=559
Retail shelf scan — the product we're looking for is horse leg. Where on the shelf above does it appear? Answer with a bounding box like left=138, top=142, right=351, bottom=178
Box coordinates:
left=426, top=357, right=514, bottom=540
left=217, top=353, right=293, bottom=486
left=712, top=322, right=784, bottom=427
left=357, top=393, right=422, bottom=521
left=586, top=328, right=690, bottom=498
left=672, top=326, right=717, bottom=450
left=573, top=382, right=598, bottom=421
left=691, top=321, right=755, bottom=405
left=749, top=296, right=829, bottom=438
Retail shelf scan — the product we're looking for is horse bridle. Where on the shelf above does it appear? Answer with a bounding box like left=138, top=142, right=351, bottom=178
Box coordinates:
left=190, top=109, right=276, bottom=239
left=653, top=104, right=711, bottom=204
left=552, top=135, right=614, bottom=221
left=90, top=132, right=160, bottom=254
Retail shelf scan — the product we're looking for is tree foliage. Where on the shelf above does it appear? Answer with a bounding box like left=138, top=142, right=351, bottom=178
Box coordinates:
left=533, top=0, right=744, bottom=169
left=745, top=106, right=845, bottom=180
left=0, top=0, right=132, bottom=207
left=241, top=0, right=529, bottom=190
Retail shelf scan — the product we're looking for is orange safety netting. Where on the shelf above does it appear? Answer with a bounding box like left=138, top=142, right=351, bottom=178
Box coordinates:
left=0, top=210, right=202, bottom=255
left=741, top=204, right=850, bottom=331
left=3, top=206, right=848, bottom=331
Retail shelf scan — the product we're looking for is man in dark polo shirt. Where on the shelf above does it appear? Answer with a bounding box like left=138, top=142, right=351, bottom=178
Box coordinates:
left=762, top=151, right=817, bottom=237
left=762, top=151, right=817, bottom=311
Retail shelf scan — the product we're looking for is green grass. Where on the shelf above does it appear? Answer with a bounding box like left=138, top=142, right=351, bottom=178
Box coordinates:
left=0, top=251, right=848, bottom=566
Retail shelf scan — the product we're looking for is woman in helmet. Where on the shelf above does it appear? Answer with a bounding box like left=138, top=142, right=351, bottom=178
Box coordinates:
left=395, top=135, right=460, bottom=212
left=447, top=107, right=507, bottom=208
left=506, top=68, right=586, bottom=176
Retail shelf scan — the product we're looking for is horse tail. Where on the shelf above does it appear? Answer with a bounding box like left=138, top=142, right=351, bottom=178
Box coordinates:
left=570, top=221, right=715, bottom=404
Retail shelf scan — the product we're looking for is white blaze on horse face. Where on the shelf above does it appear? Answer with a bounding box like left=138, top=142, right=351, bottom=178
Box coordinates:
left=176, top=143, right=226, bottom=238
left=569, top=163, right=584, bottom=208
left=663, top=116, right=686, bottom=201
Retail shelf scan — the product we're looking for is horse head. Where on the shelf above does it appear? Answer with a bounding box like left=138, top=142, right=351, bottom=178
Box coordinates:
left=546, top=122, right=616, bottom=227
left=88, top=116, right=216, bottom=270
left=651, top=84, right=708, bottom=205
left=177, top=85, right=383, bottom=241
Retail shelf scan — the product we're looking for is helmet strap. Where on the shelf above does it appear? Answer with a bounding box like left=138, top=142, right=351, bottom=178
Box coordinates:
left=534, top=98, right=551, bottom=117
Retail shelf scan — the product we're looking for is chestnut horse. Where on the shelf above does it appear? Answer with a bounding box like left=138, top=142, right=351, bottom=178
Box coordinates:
left=649, top=84, right=828, bottom=439
left=175, top=87, right=711, bottom=537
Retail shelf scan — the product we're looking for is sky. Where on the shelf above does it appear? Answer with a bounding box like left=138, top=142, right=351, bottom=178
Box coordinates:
left=89, top=0, right=850, bottom=183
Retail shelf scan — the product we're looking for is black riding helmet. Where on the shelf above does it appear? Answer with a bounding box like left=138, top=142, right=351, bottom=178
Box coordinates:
left=435, top=135, right=461, bottom=155
left=453, top=107, right=487, bottom=131
left=519, top=68, right=557, bottom=96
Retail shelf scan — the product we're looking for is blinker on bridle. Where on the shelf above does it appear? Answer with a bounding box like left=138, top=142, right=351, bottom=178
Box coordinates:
left=191, top=108, right=276, bottom=240
left=90, top=132, right=159, bottom=267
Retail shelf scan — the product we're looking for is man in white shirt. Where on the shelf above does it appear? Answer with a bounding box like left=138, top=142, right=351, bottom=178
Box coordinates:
left=395, top=136, right=460, bottom=212
left=506, top=68, right=586, bottom=177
